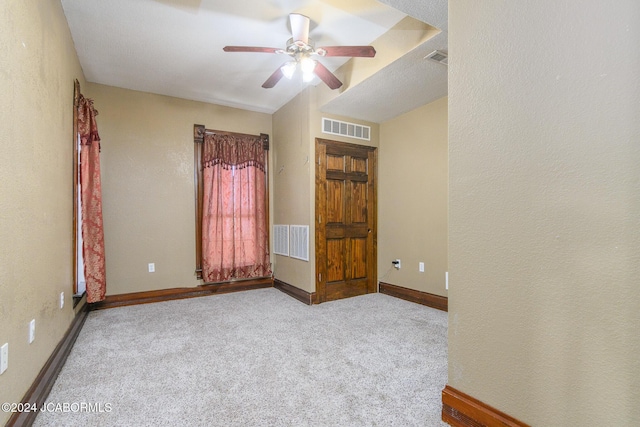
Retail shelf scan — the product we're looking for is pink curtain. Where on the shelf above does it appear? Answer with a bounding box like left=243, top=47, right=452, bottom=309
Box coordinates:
left=77, top=95, right=107, bottom=303
left=201, top=132, right=271, bottom=282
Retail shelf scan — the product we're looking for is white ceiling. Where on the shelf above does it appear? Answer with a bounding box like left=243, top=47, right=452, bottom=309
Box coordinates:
left=61, top=0, right=447, bottom=123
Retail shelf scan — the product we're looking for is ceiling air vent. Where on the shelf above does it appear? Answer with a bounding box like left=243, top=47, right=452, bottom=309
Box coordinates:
left=322, top=117, right=370, bottom=141
left=425, top=50, right=448, bottom=65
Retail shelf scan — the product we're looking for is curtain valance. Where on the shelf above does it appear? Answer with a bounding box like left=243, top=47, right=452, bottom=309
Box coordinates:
left=77, top=95, right=100, bottom=148
left=203, top=132, right=265, bottom=171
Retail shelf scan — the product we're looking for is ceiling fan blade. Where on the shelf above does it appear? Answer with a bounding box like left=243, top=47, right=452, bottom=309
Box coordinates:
left=289, top=13, right=310, bottom=44
left=314, top=61, right=342, bottom=90
left=223, top=46, right=281, bottom=54
left=262, top=67, right=284, bottom=89
left=318, top=46, right=376, bottom=57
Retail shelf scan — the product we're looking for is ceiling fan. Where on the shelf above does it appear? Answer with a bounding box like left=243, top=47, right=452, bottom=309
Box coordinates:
left=223, top=13, right=376, bottom=90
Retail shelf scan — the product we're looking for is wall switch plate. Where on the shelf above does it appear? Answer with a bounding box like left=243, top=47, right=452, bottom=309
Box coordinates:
left=148, top=263, right=155, bottom=273
left=419, top=262, right=425, bottom=272
left=29, top=319, right=35, bottom=344
left=0, top=343, right=8, bottom=374
left=445, top=271, right=449, bottom=290
left=60, top=292, right=64, bottom=309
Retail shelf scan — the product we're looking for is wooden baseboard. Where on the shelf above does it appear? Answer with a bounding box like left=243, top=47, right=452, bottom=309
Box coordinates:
left=379, top=282, right=448, bottom=311
left=89, top=278, right=274, bottom=310
left=442, top=385, right=530, bottom=427
left=7, top=304, right=90, bottom=427
left=273, top=278, right=315, bottom=305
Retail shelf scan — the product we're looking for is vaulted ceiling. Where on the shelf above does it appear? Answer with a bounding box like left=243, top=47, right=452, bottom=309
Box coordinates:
left=61, top=0, right=447, bottom=123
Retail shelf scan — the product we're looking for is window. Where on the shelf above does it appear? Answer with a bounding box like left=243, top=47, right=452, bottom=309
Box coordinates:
left=193, top=125, right=271, bottom=283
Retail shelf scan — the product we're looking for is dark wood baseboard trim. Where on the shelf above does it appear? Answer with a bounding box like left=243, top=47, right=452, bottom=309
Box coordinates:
left=379, top=282, right=448, bottom=311
left=89, top=278, right=274, bottom=310
left=7, top=304, right=90, bottom=427
left=442, top=385, right=530, bottom=427
left=273, top=278, right=315, bottom=305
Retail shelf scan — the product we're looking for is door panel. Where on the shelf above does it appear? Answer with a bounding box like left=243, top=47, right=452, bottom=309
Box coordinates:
left=316, top=138, right=377, bottom=303
left=351, top=238, right=367, bottom=279
left=351, top=181, right=367, bottom=224
left=327, top=239, right=345, bottom=282
left=327, top=155, right=345, bottom=171
left=327, top=180, right=345, bottom=223
left=351, top=157, right=367, bottom=174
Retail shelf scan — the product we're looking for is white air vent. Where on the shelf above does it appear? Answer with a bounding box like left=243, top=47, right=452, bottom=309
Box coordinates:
left=290, top=225, right=309, bottom=261
left=322, top=118, right=370, bottom=141
left=273, top=225, right=289, bottom=256
left=424, top=50, right=448, bottom=65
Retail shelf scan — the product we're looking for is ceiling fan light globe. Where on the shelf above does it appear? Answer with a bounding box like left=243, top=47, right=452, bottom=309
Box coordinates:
left=303, top=71, right=315, bottom=83
left=300, top=58, right=317, bottom=74
left=281, top=62, right=296, bottom=79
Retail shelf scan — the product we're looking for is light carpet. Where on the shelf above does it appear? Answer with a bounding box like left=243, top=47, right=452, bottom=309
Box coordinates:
left=34, top=288, right=448, bottom=426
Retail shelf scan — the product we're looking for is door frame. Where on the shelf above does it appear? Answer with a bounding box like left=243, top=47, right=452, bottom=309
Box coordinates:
left=315, top=138, right=378, bottom=303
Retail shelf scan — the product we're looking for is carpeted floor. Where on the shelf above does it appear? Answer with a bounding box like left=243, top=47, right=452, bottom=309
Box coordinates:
left=34, top=288, right=448, bottom=426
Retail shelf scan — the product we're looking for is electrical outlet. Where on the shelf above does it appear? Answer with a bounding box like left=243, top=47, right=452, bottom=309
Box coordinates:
left=29, top=319, right=35, bottom=344
left=393, top=259, right=401, bottom=269
left=0, top=343, right=8, bottom=374
left=148, top=263, right=155, bottom=273
left=60, top=292, right=64, bottom=309
left=419, top=262, right=425, bottom=272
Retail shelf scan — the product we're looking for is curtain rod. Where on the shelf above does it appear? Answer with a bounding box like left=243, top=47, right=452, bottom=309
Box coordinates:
left=204, top=129, right=265, bottom=139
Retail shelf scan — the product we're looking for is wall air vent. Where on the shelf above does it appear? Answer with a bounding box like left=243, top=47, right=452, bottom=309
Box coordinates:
left=290, top=225, right=309, bottom=261
left=322, top=118, right=370, bottom=141
left=424, top=50, right=448, bottom=65
left=273, top=225, right=289, bottom=256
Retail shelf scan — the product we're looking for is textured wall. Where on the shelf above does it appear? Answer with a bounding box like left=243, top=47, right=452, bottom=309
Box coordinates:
left=87, top=83, right=272, bottom=296
left=272, top=89, right=314, bottom=291
left=0, top=0, right=85, bottom=423
left=272, top=87, right=379, bottom=293
left=449, top=1, right=640, bottom=425
left=379, top=96, right=447, bottom=296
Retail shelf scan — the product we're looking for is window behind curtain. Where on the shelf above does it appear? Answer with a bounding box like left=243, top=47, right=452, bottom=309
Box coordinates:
left=193, top=125, right=271, bottom=283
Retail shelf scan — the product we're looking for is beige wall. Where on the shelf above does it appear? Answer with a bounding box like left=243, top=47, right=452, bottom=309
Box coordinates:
left=379, top=96, right=447, bottom=296
left=272, top=86, right=379, bottom=293
left=0, top=0, right=85, bottom=423
left=449, top=1, right=640, bottom=425
left=272, top=89, right=314, bottom=291
left=86, top=83, right=272, bottom=296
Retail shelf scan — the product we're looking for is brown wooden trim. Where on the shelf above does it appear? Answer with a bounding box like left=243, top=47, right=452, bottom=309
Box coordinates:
left=379, top=282, right=448, bottom=312
left=261, top=133, right=270, bottom=276
left=442, top=385, right=530, bottom=427
left=260, top=133, right=269, bottom=151
left=72, top=79, right=80, bottom=295
left=315, top=138, right=378, bottom=303
left=274, top=278, right=315, bottom=305
left=316, top=137, right=377, bottom=153
left=194, top=123, right=205, bottom=143
left=315, top=139, right=327, bottom=303
left=368, top=147, right=378, bottom=295
left=7, top=304, right=90, bottom=427
left=89, top=278, right=274, bottom=310
left=194, top=124, right=205, bottom=278
left=205, top=129, right=263, bottom=139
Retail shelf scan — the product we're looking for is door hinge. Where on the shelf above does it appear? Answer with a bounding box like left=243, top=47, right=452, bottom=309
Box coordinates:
left=318, top=273, right=322, bottom=282
left=318, top=156, right=321, bottom=165
left=319, top=215, right=322, bottom=224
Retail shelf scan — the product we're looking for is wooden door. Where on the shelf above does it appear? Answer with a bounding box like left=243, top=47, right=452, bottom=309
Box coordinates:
left=316, top=138, right=377, bottom=303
